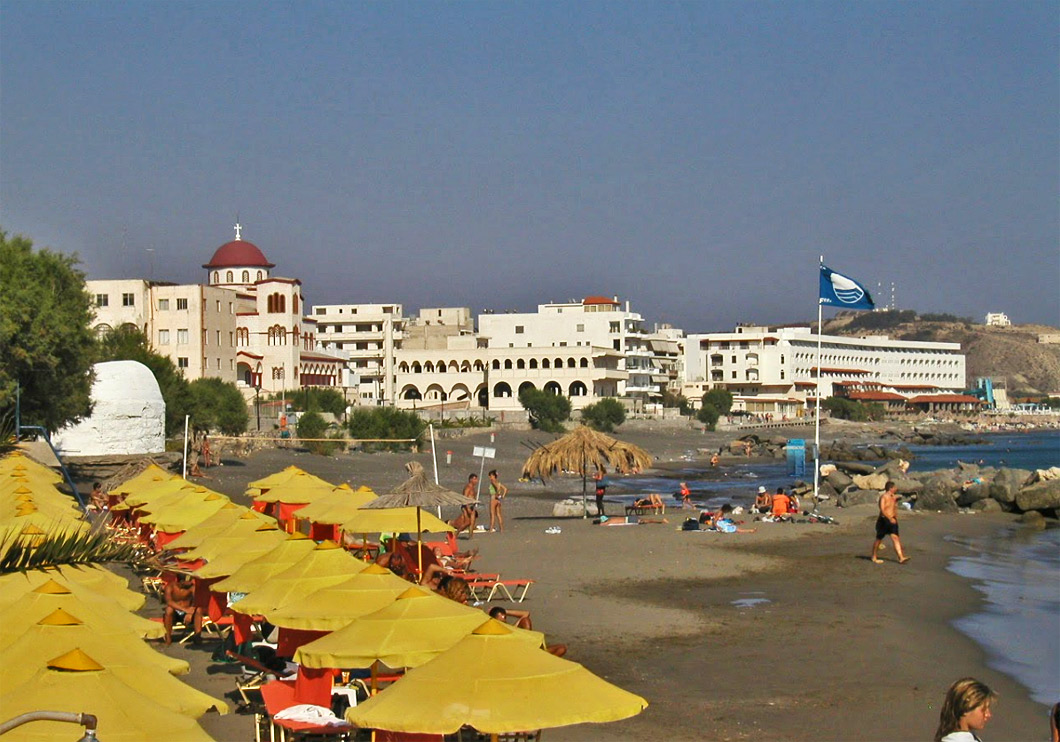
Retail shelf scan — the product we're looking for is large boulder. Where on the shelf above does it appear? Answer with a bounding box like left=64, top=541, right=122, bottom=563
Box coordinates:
left=957, top=482, right=992, bottom=507
left=918, top=477, right=960, bottom=512
left=836, top=489, right=877, bottom=508
left=827, top=469, right=854, bottom=491
left=852, top=472, right=890, bottom=491
left=988, top=468, right=1031, bottom=506
left=892, top=478, right=923, bottom=495
left=1018, top=510, right=1047, bottom=529
left=1015, top=479, right=1060, bottom=513
left=970, top=498, right=1002, bottom=513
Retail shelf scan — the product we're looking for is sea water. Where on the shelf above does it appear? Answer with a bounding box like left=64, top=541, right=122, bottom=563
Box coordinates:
left=947, top=525, right=1060, bottom=707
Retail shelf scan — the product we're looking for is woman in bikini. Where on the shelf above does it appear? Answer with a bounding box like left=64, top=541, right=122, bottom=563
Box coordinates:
left=488, top=469, right=507, bottom=532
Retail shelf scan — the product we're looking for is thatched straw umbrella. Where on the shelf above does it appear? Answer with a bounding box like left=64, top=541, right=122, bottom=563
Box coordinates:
left=360, top=462, right=473, bottom=573
left=521, top=426, right=653, bottom=517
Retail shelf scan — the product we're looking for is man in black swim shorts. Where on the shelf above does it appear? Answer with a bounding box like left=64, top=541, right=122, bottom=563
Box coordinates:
left=870, top=480, right=909, bottom=564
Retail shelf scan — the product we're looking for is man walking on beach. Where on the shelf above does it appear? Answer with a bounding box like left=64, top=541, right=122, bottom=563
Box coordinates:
left=871, top=480, right=909, bottom=564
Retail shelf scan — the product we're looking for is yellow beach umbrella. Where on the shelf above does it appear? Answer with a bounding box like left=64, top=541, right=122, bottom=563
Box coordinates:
left=162, top=504, right=256, bottom=551
left=229, top=541, right=367, bottom=619
left=246, top=466, right=333, bottom=499
left=0, top=566, right=145, bottom=612
left=296, top=586, right=544, bottom=670
left=210, top=534, right=316, bottom=594
left=0, top=579, right=164, bottom=643
left=108, top=462, right=178, bottom=497
left=119, top=477, right=198, bottom=510
left=346, top=619, right=647, bottom=736
left=141, top=493, right=231, bottom=532
left=293, top=484, right=377, bottom=525
left=0, top=649, right=218, bottom=741
left=180, top=516, right=283, bottom=563
left=342, top=506, right=454, bottom=536
left=194, top=528, right=292, bottom=581
left=253, top=472, right=337, bottom=505
left=268, top=563, right=411, bottom=632
left=0, top=607, right=188, bottom=676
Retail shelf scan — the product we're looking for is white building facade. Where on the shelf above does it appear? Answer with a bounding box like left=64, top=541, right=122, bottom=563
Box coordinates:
left=683, top=325, right=967, bottom=416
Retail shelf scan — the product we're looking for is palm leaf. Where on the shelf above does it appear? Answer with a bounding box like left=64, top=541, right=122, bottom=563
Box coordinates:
left=0, top=525, right=145, bottom=574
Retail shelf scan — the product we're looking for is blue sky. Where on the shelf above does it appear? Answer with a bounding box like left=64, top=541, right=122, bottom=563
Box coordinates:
left=2, top=1, right=1056, bottom=331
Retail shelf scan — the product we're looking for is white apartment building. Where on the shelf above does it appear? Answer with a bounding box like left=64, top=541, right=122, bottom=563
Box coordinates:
left=985, top=312, right=1011, bottom=327
left=87, top=227, right=343, bottom=396
left=313, top=303, right=406, bottom=406
left=683, top=325, right=967, bottom=416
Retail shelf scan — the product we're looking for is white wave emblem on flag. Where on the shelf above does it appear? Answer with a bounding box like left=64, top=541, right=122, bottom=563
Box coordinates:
left=829, top=271, right=866, bottom=305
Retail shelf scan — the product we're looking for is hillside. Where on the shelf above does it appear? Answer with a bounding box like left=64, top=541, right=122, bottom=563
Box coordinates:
left=823, top=313, right=1060, bottom=396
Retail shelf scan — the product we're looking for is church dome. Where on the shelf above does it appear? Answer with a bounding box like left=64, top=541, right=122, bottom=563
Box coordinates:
left=203, top=239, right=275, bottom=270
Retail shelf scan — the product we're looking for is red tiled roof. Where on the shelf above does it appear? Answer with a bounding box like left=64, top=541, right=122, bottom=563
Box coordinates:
left=583, top=296, right=619, bottom=306
left=203, top=240, right=275, bottom=270
left=907, top=394, right=983, bottom=404
left=848, top=391, right=907, bottom=402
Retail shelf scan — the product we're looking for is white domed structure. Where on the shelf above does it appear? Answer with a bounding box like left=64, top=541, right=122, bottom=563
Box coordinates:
left=203, top=223, right=274, bottom=288
left=54, top=361, right=166, bottom=456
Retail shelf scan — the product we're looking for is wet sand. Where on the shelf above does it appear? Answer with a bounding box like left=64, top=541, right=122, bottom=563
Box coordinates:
left=147, top=424, right=1048, bottom=741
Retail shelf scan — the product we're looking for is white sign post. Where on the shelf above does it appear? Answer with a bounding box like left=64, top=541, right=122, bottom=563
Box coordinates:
left=472, top=445, right=496, bottom=499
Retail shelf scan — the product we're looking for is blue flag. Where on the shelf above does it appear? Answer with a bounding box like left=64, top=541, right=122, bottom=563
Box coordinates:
left=819, top=265, right=874, bottom=310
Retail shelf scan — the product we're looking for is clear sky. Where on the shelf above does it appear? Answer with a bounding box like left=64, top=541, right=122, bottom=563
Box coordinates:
left=2, top=1, right=1057, bottom=332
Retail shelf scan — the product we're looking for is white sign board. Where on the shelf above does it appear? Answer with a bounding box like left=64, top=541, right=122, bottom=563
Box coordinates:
left=472, top=446, right=496, bottom=459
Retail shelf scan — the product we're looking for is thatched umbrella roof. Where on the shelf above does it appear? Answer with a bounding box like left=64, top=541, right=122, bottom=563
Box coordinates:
left=521, top=426, right=652, bottom=480
left=362, top=462, right=473, bottom=510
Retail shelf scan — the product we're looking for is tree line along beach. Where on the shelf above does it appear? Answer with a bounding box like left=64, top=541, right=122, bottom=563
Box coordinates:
left=119, top=416, right=1059, bottom=742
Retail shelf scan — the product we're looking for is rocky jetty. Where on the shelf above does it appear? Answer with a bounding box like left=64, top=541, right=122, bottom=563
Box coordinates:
left=814, top=460, right=1060, bottom=517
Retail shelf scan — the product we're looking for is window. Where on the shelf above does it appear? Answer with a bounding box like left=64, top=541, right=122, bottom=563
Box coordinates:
left=212, top=271, right=219, bottom=283
left=122, top=293, right=135, bottom=307
left=176, top=298, right=188, bottom=311
left=256, top=271, right=263, bottom=281
left=95, top=294, right=108, bottom=307
left=226, top=271, right=233, bottom=283
left=242, top=270, right=250, bottom=283
left=157, top=298, right=170, bottom=310
left=177, top=357, right=189, bottom=369
left=216, top=358, right=221, bottom=370
left=176, top=329, right=189, bottom=344
left=216, top=300, right=221, bottom=312
left=577, top=324, right=585, bottom=332
left=515, top=326, right=524, bottom=334
left=158, top=329, right=170, bottom=345
left=216, top=330, right=221, bottom=346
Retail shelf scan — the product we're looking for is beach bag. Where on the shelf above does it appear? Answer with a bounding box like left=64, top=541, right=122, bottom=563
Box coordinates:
left=681, top=518, right=700, bottom=531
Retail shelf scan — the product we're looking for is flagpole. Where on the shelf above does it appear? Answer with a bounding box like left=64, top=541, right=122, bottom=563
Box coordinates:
left=813, top=256, right=823, bottom=510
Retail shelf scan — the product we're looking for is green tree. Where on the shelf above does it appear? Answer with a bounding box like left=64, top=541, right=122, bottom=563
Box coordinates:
left=821, top=396, right=889, bottom=422
left=580, top=398, right=626, bottom=433
left=696, top=404, right=721, bottom=430
left=701, top=388, right=734, bottom=417
left=306, top=388, right=348, bottom=417
left=661, top=390, right=691, bottom=415
left=519, top=388, right=571, bottom=433
left=188, top=377, right=248, bottom=435
left=296, top=409, right=344, bottom=455
left=0, top=232, right=96, bottom=433
left=95, top=325, right=192, bottom=436
left=347, top=407, right=426, bottom=452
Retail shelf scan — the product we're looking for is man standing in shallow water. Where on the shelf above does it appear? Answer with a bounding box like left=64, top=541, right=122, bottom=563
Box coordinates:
left=871, top=480, right=910, bottom=564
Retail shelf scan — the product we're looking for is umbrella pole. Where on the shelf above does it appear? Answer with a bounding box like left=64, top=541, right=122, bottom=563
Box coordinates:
left=582, top=451, right=588, bottom=519
left=416, top=507, right=423, bottom=576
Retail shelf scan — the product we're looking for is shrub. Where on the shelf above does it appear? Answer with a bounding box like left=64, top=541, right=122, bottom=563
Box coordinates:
left=297, top=410, right=344, bottom=455
left=347, top=407, right=425, bottom=452
left=697, top=404, right=721, bottom=430
left=519, top=388, right=571, bottom=433
left=579, top=398, right=626, bottom=433
left=661, top=390, right=691, bottom=415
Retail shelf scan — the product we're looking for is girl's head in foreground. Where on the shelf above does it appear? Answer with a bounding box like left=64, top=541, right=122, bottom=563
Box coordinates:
left=935, top=678, right=997, bottom=741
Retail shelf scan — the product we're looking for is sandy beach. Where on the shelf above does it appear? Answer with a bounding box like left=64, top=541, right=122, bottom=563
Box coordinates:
left=145, top=421, right=1051, bottom=741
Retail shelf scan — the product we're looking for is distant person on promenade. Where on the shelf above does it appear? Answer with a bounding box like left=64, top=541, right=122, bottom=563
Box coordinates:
left=487, top=469, right=507, bottom=532
left=594, top=467, right=608, bottom=516
left=871, top=480, right=910, bottom=564
left=934, top=677, right=996, bottom=742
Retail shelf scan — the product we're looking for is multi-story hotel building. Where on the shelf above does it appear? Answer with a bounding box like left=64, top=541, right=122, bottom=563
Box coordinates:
left=683, top=325, right=967, bottom=416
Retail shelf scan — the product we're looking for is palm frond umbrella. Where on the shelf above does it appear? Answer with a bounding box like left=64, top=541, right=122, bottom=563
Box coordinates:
left=360, top=462, right=473, bottom=574
left=521, top=425, right=653, bottom=517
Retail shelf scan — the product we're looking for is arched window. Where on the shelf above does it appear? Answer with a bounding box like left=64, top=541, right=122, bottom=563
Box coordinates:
left=399, top=362, right=410, bottom=373
left=213, top=271, right=219, bottom=283
left=425, top=362, right=435, bottom=373
left=226, top=271, right=233, bottom=283
left=491, top=360, right=500, bottom=370
left=292, top=295, right=299, bottom=313
left=569, top=380, right=587, bottom=397
left=256, top=271, right=263, bottom=281
left=567, top=358, right=576, bottom=368
left=504, top=359, right=513, bottom=370
left=544, top=381, right=562, bottom=395
left=412, top=362, right=422, bottom=374
left=461, top=361, right=471, bottom=373
left=555, top=358, right=563, bottom=369
left=517, top=359, right=525, bottom=370
left=473, top=361, right=484, bottom=372
left=518, top=381, right=536, bottom=396
left=529, top=358, right=538, bottom=369
left=279, top=295, right=286, bottom=313
left=448, top=361, right=459, bottom=372
left=580, top=358, right=589, bottom=368
left=242, top=270, right=250, bottom=283
left=493, top=382, right=512, bottom=398
left=542, top=358, right=551, bottom=369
